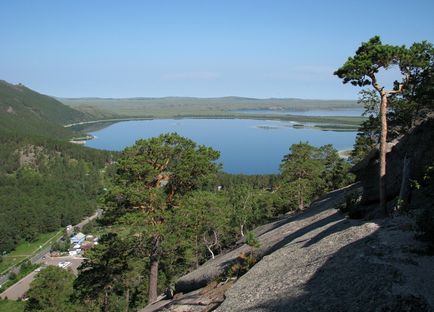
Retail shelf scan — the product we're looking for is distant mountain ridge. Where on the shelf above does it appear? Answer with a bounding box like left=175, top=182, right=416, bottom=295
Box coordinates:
left=59, top=96, right=359, bottom=120
left=59, top=95, right=356, bottom=105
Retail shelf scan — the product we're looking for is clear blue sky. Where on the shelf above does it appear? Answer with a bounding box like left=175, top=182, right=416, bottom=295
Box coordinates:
left=1, top=0, right=433, bottom=99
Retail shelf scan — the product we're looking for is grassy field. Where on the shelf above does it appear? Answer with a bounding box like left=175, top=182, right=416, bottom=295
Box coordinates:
left=0, top=300, right=24, bottom=312
left=0, top=230, right=62, bottom=274
left=60, top=97, right=365, bottom=130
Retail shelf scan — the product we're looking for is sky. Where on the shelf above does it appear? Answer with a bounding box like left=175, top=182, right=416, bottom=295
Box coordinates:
left=1, top=0, right=433, bottom=99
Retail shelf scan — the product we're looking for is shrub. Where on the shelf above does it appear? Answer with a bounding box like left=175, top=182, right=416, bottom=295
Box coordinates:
left=226, top=252, right=257, bottom=279
left=8, top=272, right=17, bottom=281
left=245, top=231, right=261, bottom=248
left=339, top=192, right=363, bottom=219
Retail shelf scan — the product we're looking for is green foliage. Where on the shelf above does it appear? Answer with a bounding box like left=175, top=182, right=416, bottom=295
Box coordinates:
left=337, top=37, right=434, bottom=164
left=280, top=143, right=324, bottom=210
left=225, top=252, right=257, bottom=279
left=73, top=233, right=137, bottom=311
left=51, top=239, right=70, bottom=253
left=414, top=163, right=434, bottom=249
left=279, top=142, right=352, bottom=211
left=25, top=266, right=77, bottom=312
left=0, top=131, right=111, bottom=253
left=0, top=80, right=90, bottom=140
left=102, top=133, right=221, bottom=301
left=245, top=231, right=260, bottom=248
left=227, top=186, right=276, bottom=237
left=8, top=271, right=17, bottom=281
left=173, top=191, right=230, bottom=267
left=0, top=300, right=25, bottom=312
left=211, top=173, right=278, bottom=191
left=334, top=36, right=404, bottom=87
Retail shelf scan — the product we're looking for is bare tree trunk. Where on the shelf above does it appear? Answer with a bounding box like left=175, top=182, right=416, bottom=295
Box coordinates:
left=148, top=256, right=159, bottom=303
left=206, top=244, right=215, bottom=259
left=398, top=154, right=412, bottom=209
left=240, top=224, right=244, bottom=237
left=195, top=235, right=199, bottom=269
left=124, top=288, right=130, bottom=312
left=203, top=231, right=218, bottom=259
left=298, top=182, right=304, bottom=210
left=148, top=236, right=160, bottom=304
left=379, top=93, right=388, bottom=215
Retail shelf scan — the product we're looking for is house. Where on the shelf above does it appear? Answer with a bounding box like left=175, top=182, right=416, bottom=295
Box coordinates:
left=71, top=232, right=85, bottom=244
left=81, top=241, right=94, bottom=251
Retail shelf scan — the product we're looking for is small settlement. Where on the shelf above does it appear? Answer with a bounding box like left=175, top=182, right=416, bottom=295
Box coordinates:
left=68, top=231, right=98, bottom=256
left=50, top=225, right=98, bottom=258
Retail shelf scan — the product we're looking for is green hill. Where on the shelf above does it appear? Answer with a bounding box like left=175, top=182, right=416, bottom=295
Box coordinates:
left=0, top=80, right=113, bottom=254
left=0, top=80, right=90, bottom=139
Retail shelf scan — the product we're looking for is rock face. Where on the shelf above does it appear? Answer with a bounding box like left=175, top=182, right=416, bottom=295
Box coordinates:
left=352, top=115, right=434, bottom=206
left=217, top=215, right=434, bottom=312
left=175, top=184, right=361, bottom=294
left=142, top=184, right=434, bottom=312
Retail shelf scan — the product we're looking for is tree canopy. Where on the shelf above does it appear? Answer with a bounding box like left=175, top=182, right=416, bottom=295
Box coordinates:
left=102, top=133, right=220, bottom=303
left=335, top=36, right=434, bottom=213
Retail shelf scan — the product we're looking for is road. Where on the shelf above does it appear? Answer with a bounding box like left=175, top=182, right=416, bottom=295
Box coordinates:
left=0, top=271, right=38, bottom=300
left=0, top=255, right=85, bottom=300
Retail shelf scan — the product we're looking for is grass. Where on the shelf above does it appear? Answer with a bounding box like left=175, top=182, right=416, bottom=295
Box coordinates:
left=0, top=258, right=27, bottom=276
left=0, top=230, right=62, bottom=275
left=0, top=300, right=25, bottom=312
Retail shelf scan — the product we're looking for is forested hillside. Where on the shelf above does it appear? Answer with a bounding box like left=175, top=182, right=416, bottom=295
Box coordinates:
left=0, top=80, right=90, bottom=139
left=0, top=81, right=112, bottom=254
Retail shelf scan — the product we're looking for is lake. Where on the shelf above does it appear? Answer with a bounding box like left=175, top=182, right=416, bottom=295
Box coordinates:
left=86, top=119, right=357, bottom=174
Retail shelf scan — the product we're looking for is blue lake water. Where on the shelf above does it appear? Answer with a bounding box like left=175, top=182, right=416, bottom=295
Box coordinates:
left=231, top=108, right=364, bottom=117
left=86, top=119, right=357, bottom=174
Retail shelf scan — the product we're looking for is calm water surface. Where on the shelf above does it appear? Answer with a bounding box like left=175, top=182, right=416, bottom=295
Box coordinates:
left=86, top=119, right=357, bottom=174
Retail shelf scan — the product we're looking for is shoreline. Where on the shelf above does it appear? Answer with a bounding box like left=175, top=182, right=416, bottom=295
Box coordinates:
left=64, top=114, right=363, bottom=131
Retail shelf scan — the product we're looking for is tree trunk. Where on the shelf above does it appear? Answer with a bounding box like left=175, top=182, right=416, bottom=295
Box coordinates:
left=298, top=183, right=304, bottom=209
left=195, top=235, right=199, bottom=269
left=148, top=235, right=160, bottom=304
left=104, top=289, right=110, bottom=312
left=379, top=93, right=388, bottom=215
left=148, top=256, right=159, bottom=303
left=240, top=224, right=244, bottom=237
left=398, top=154, right=412, bottom=209
left=206, top=244, right=215, bottom=259
left=124, top=288, right=130, bottom=312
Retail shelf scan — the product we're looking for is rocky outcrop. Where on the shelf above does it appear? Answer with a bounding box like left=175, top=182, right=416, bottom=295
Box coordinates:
left=175, top=184, right=361, bottom=294
left=142, top=182, right=434, bottom=312
left=352, top=114, right=434, bottom=207
left=217, top=212, right=434, bottom=311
